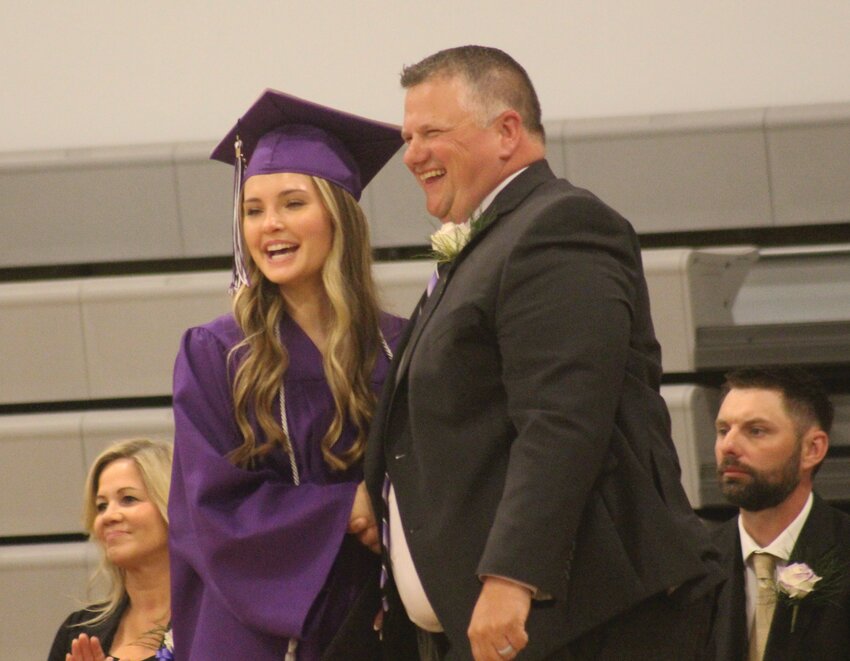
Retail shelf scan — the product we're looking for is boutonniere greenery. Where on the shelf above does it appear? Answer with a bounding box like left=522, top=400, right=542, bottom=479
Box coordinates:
left=775, top=550, right=848, bottom=632
left=429, top=208, right=497, bottom=263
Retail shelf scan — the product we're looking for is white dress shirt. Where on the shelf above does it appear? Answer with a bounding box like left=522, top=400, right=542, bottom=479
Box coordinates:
left=738, top=492, right=813, bottom=634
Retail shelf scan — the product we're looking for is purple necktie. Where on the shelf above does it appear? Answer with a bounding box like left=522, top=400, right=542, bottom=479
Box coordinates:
left=380, top=476, right=392, bottom=611
left=426, top=266, right=439, bottom=296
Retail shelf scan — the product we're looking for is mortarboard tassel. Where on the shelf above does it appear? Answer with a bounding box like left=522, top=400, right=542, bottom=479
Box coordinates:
left=229, top=135, right=252, bottom=293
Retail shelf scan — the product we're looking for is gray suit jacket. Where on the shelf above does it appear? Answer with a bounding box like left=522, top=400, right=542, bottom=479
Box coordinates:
left=366, top=160, right=722, bottom=659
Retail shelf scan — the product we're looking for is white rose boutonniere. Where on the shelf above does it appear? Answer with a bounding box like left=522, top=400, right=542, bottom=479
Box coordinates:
left=428, top=208, right=498, bottom=263
left=773, top=548, right=849, bottom=633
left=776, top=563, right=822, bottom=599
left=430, top=221, right=472, bottom=263
left=775, top=561, right=830, bottom=632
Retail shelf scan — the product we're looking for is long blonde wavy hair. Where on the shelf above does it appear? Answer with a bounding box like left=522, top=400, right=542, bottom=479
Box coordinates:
left=228, top=175, right=383, bottom=471
left=78, top=438, right=173, bottom=627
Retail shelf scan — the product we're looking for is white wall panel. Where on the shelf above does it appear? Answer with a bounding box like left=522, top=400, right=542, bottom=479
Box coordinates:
left=0, top=266, right=426, bottom=404
left=643, top=249, right=695, bottom=373
left=173, top=142, right=232, bottom=257
left=0, top=413, right=86, bottom=535
left=2, top=103, right=850, bottom=268
left=367, top=151, right=435, bottom=248
left=0, top=280, right=88, bottom=404
left=2, top=246, right=845, bottom=405
left=563, top=109, right=772, bottom=233
left=732, top=246, right=850, bottom=325
left=0, top=408, right=173, bottom=538
left=661, top=384, right=720, bottom=510
left=643, top=247, right=757, bottom=373
left=82, top=408, right=174, bottom=467
left=766, top=103, right=850, bottom=226
left=81, top=272, right=231, bottom=398
left=542, top=120, right=568, bottom=179
left=373, top=260, right=434, bottom=319
left=0, top=147, right=184, bottom=268
left=0, top=542, right=99, bottom=661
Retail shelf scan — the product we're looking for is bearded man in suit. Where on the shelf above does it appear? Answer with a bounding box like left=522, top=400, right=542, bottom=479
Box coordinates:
left=712, top=367, right=850, bottom=661
left=353, top=45, right=722, bottom=661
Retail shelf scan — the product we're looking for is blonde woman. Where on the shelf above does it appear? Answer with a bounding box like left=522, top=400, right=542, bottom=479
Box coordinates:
left=48, top=438, right=173, bottom=661
left=168, top=90, right=405, bottom=661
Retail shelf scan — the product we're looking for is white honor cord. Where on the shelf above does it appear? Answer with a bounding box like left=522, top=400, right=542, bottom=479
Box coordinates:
left=285, top=637, right=298, bottom=660
left=278, top=376, right=300, bottom=486
left=274, top=326, right=394, bottom=487
left=379, top=333, right=393, bottom=362
left=274, top=324, right=301, bottom=486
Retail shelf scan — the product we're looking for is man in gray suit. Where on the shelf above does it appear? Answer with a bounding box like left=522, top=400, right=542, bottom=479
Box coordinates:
left=359, top=45, right=722, bottom=660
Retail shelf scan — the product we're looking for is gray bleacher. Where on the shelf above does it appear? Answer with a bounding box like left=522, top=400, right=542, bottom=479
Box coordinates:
left=2, top=102, right=849, bottom=660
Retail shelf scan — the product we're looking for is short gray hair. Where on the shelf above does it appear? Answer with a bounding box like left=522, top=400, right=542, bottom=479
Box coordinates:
left=401, top=45, right=545, bottom=142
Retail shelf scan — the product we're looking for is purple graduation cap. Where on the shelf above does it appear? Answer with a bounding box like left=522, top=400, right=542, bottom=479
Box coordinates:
left=211, top=89, right=403, bottom=291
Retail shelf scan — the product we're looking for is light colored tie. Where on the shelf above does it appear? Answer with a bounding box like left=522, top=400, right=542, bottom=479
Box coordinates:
left=749, top=552, right=777, bottom=661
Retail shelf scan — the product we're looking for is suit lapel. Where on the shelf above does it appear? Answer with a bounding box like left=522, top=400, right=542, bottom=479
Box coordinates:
left=764, top=495, right=839, bottom=659
left=364, top=292, right=424, bottom=500
left=393, top=262, right=449, bottom=385
left=390, top=159, right=555, bottom=389
left=366, top=157, right=562, bottom=497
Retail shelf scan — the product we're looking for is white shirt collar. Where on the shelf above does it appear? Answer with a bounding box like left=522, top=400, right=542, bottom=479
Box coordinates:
left=470, top=167, right=528, bottom=222
left=738, top=491, right=814, bottom=563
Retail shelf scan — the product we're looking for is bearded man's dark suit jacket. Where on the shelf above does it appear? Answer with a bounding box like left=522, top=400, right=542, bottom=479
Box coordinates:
left=712, top=494, right=850, bottom=661
left=365, top=160, right=722, bottom=659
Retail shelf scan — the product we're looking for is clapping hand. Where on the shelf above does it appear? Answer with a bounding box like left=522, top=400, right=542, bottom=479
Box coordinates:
left=66, top=633, right=113, bottom=661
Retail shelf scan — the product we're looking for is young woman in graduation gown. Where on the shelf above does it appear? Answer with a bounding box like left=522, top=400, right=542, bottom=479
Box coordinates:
left=167, top=90, right=405, bottom=661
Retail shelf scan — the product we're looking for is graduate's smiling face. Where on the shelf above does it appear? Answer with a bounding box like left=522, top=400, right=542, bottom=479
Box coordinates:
left=93, top=458, right=168, bottom=569
left=242, top=172, right=334, bottom=298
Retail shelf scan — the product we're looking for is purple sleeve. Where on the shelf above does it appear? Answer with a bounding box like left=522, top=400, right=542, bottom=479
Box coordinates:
left=169, top=324, right=358, bottom=639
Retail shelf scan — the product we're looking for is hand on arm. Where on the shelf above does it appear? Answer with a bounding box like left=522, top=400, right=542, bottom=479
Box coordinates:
left=348, top=481, right=380, bottom=553
left=467, top=576, right=531, bottom=661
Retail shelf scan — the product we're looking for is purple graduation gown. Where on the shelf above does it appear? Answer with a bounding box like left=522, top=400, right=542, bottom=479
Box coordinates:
left=169, top=311, right=405, bottom=660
